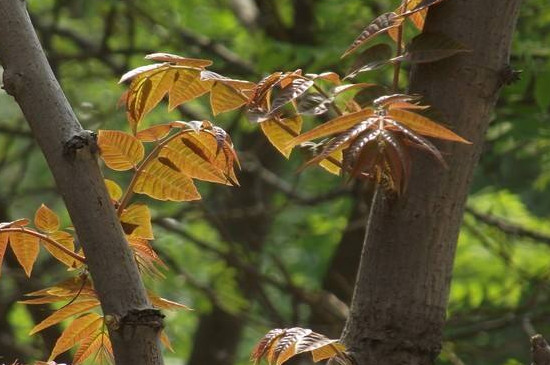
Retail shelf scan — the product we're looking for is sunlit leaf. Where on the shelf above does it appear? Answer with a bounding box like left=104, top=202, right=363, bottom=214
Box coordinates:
left=342, top=13, right=402, bottom=58
left=388, top=109, right=471, bottom=143
left=270, top=78, right=315, bottom=114
left=0, top=218, right=30, bottom=229
left=251, top=327, right=349, bottom=365
left=260, top=116, right=302, bottom=158
left=149, top=293, right=191, bottom=311
left=160, top=330, right=175, bottom=352
left=49, top=313, right=103, bottom=361
left=120, top=203, right=154, bottom=240
left=296, top=93, right=332, bottom=116
left=73, top=331, right=111, bottom=365
left=168, top=68, right=213, bottom=110
left=34, top=204, right=60, bottom=233
left=30, top=299, right=100, bottom=335
left=98, top=130, right=145, bottom=171
left=136, top=124, right=172, bottom=142
left=133, top=159, right=201, bottom=201
left=210, top=81, right=249, bottom=115
left=9, top=232, right=40, bottom=277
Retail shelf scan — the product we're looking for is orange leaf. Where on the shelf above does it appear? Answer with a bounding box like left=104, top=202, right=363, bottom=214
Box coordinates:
left=210, top=81, right=249, bottom=115
left=104, top=179, right=123, bottom=201
left=133, top=159, right=201, bottom=201
left=136, top=124, right=172, bottom=142
left=49, top=313, right=103, bottom=361
left=42, top=231, right=78, bottom=268
left=287, top=108, right=375, bottom=148
left=120, top=203, right=154, bottom=240
left=342, top=13, right=403, bottom=58
left=34, top=204, right=60, bottom=233
left=160, top=330, right=175, bottom=352
left=260, top=116, right=302, bottom=158
left=98, top=130, right=145, bottom=171
left=30, top=300, right=100, bottom=335
left=388, top=109, right=471, bottom=143
left=9, top=232, right=40, bottom=277
left=0, top=218, right=30, bottom=229
left=73, top=331, right=111, bottom=365
left=0, top=233, right=8, bottom=278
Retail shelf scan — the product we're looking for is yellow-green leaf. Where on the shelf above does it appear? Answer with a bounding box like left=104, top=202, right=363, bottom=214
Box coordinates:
left=34, top=204, right=60, bottom=233
left=104, top=179, right=123, bottom=201
left=49, top=313, right=103, bottom=361
left=30, top=300, right=100, bottom=335
left=120, top=203, right=154, bottom=240
left=134, top=159, right=201, bottom=201
left=98, top=130, right=145, bottom=171
left=9, top=232, right=40, bottom=277
left=260, top=116, right=302, bottom=158
left=388, top=109, right=471, bottom=143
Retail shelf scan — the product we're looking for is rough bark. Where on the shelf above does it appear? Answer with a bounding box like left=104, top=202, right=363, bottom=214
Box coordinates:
left=341, top=1, right=522, bottom=364
left=0, top=2, right=163, bottom=364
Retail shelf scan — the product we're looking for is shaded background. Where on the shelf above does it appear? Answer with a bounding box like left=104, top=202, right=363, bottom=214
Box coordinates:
left=0, top=0, right=549, bottom=364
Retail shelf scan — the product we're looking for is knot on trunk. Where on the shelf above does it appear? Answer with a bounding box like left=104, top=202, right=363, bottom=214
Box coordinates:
left=63, top=130, right=99, bottom=159
left=1, top=68, right=23, bottom=97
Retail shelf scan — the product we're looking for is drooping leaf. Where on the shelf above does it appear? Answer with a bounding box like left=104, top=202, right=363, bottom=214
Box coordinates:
left=287, top=108, right=375, bottom=148
left=346, top=44, right=393, bottom=79
left=306, top=72, right=341, bottom=84
left=129, top=237, right=166, bottom=278
left=73, top=330, right=111, bottom=365
left=399, top=0, right=447, bottom=17
left=120, top=203, right=154, bottom=240
left=342, top=13, right=402, bottom=58
left=42, top=231, right=77, bottom=267
left=133, top=159, right=201, bottom=201
left=104, top=179, right=123, bottom=201
left=21, top=276, right=96, bottom=304
left=98, top=130, right=145, bottom=171
left=260, top=116, right=302, bottom=158
left=374, top=94, right=421, bottom=108
left=270, top=78, right=315, bottom=115
left=34, top=204, right=60, bottom=233
left=388, top=109, right=471, bottom=143
left=136, top=124, right=172, bottom=142
left=333, top=83, right=377, bottom=96
left=160, top=330, right=175, bottom=352
left=394, top=32, right=470, bottom=64
left=30, top=299, right=100, bottom=335
left=319, top=149, right=343, bottom=176
left=49, top=313, right=103, bottom=361
left=296, top=93, right=332, bottom=116
left=0, top=233, right=8, bottom=277
left=9, top=232, right=40, bottom=277
left=251, top=327, right=349, bottom=365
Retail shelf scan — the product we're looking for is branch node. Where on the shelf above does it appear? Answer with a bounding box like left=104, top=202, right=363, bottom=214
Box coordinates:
left=63, top=130, right=99, bottom=159
left=498, top=64, right=522, bottom=87
left=120, top=308, right=165, bottom=331
left=1, top=69, right=23, bottom=97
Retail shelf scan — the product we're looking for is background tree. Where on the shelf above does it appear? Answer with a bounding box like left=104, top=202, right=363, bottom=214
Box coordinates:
left=0, top=1, right=549, bottom=365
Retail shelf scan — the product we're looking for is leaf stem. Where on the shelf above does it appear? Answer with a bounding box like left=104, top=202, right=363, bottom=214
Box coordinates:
left=0, top=227, right=86, bottom=263
left=117, top=129, right=191, bottom=216
left=311, top=83, right=344, bottom=116
left=392, top=0, right=409, bottom=92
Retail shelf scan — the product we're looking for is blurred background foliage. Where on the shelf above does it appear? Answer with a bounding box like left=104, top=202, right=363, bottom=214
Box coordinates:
left=0, top=0, right=549, bottom=364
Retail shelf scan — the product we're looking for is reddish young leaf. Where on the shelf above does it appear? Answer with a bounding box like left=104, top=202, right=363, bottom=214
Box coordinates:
left=345, top=44, right=393, bottom=79
left=342, top=13, right=403, bottom=58
left=393, top=32, right=470, bottom=64
left=270, top=78, right=315, bottom=114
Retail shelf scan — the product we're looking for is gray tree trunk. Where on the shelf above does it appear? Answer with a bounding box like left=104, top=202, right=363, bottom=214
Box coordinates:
left=0, top=1, right=163, bottom=364
left=341, top=1, right=522, bottom=364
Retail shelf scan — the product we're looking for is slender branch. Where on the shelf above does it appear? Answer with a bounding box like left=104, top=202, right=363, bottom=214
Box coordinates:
left=392, top=0, right=408, bottom=92
left=0, top=227, right=86, bottom=263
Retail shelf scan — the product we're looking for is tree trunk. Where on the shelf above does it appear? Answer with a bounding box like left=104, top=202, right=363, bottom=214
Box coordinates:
left=341, top=1, right=522, bottom=364
left=0, top=2, right=163, bottom=364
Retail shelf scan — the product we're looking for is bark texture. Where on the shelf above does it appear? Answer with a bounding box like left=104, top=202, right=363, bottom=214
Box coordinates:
left=341, top=1, right=522, bottom=364
left=0, top=2, right=163, bottom=364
